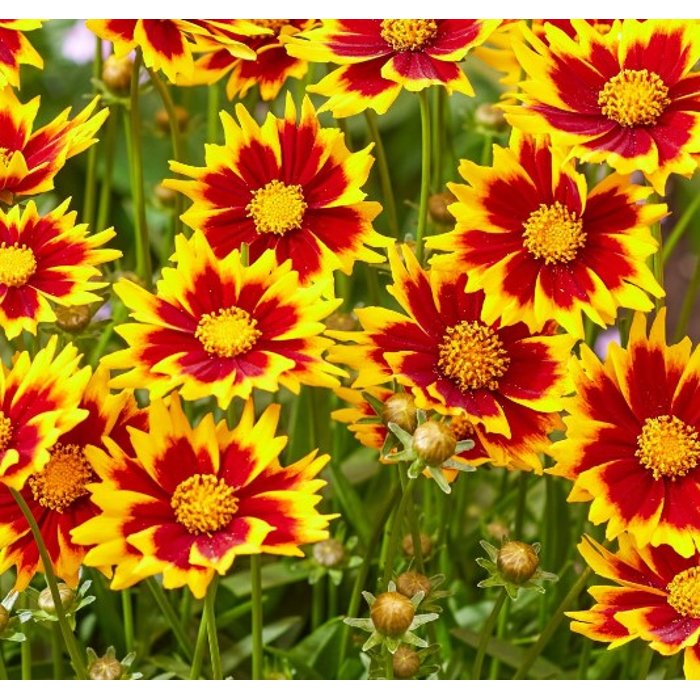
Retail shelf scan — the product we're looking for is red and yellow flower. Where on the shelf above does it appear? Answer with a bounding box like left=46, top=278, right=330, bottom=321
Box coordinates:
left=0, top=336, right=90, bottom=491
left=166, top=95, right=385, bottom=285
left=0, top=200, right=119, bottom=339
left=72, top=395, right=332, bottom=598
left=505, top=19, right=700, bottom=193
left=550, top=310, right=700, bottom=557
left=427, top=132, right=665, bottom=338
left=0, top=367, right=146, bottom=590
left=569, top=534, right=700, bottom=680
left=287, top=19, right=500, bottom=117
left=0, top=20, right=43, bottom=87
left=329, top=245, right=571, bottom=471
left=104, top=231, right=343, bottom=409
left=0, top=87, right=108, bottom=203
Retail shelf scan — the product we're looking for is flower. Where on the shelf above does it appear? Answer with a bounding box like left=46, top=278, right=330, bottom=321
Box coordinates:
left=549, top=310, right=700, bottom=557
left=329, top=245, right=572, bottom=470
left=165, top=94, right=386, bottom=284
left=0, top=367, right=146, bottom=590
left=0, top=20, right=43, bottom=87
left=0, top=200, right=119, bottom=339
left=569, top=534, right=700, bottom=680
left=104, top=232, right=342, bottom=409
left=0, top=336, right=90, bottom=490
left=286, top=19, right=500, bottom=117
left=72, top=395, right=332, bottom=598
left=505, top=19, right=700, bottom=193
left=427, top=132, right=665, bottom=338
left=0, top=87, right=108, bottom=203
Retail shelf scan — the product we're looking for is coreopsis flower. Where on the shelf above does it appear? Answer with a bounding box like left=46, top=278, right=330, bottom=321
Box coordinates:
left=184, top=20, right=316, bottom=101
left=329, top=245, right=571, bottom=470
left=0, top=337, right=90, bottom=490
left=0, top=367, right=146, bottom=590
left=427, top=132, right=665, bottom=338
left=165, top=95, right=386, bottom=284
left=569, top=534, right=700, bottom=680
left=104, top=231, right=342, bottom=409
left=0, top=20, right=43, bottom=87
left=505, top=19, right=700, bottom=193
left=0, top=87, right=108, bottom=203
left=286, top=19, right=501, bottom=117
left=72, top=396, right=332, bottom=598
left=549, top=310, right=700, bottom=557
left=0, top=200, right=119, bottom=339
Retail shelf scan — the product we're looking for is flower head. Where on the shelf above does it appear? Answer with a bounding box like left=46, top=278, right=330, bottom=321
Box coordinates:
left=0, top=20, right=43, bottom=87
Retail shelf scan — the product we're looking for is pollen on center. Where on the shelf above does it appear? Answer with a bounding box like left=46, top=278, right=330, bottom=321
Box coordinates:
left=0, top=410, right=12, bottom=452
left=636, top=414, right=700, bottom=480
left=0, top=242, right=37, bottom=287
left=380, top=19, right=438, bottom=51
left=523, top=202, right=587, bottom=265
left=195, top=306, right=262, bottom=358
left=28, top=443, right=93, bottom=512
left=246, top=179, right=307, bottom=235
left=171, top=473, right=239, bottom=536
left=598, top=68, right=670, bottom=128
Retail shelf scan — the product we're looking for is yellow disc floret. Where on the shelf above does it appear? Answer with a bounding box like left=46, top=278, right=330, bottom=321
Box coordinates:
left=666, top=566, right=700, bottom=618
left=523, top=202, right=587, bottom=265
left=171, top=473, right=239, bottom=535
left=0, top=242, right=37, bottom=287
left=598, top=69, right=670, bottom=128
left=437, top=321, right=510, bottom=392
left=0, top=411, right=12, bottom=451
left=246, top=179, right=307, bottom=235
left=636, top=414, right=700, bottom=480
left=380, top=19, right=438, bottom=51
left=195, top=306, right=262, bottom=358
left=28, top=444, right=92, bottom=512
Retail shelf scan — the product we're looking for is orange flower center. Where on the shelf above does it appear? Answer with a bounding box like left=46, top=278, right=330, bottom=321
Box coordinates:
left=380, top=19, right=438, bottom=51
left=636, top=415, right=700, bottom=480
left=437, top=321, right=510, bottom=392
left=666, top=565, right=700, bottom=618
left=195, top=306, right=261, bottom=358
left=598, top=69, right=671, bottom=128
left=28, top=443, right=92, bottom=512
left=0, top=243, right=37, bottom=287
left=171, top=473, right=239, bottom=535
left=0, top=411, right=12, bottom=452
left=523, top=202, right=587, bottom=265
left=450, top=414, right=476, bottom=442
left=246, top=179, right=307, bottom=235
left=250, top=19, right=288, bottom=33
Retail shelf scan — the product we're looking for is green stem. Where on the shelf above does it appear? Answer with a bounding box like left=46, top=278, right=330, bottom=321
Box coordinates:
left=145, top=578, right=193, bottom=660
left=675, top=252, right=700, bottom=341
left=189, top=609, right=208, bottom=680
left=406, top=487, right=424, bottom=573
left=480, top=133, right=493, bottom=167
left=513, top=566, right=591, bottom=679
left=472, top=589, right=507, bottom=680
left=96, top=106, right=119, bottom=233
left=250, top=554, right=264, bottom=680
left=637, top=645, right=654, bottom=679
left=651, top=219, right=664, bottom=310
left=82, top=37, right=103, bottom=231
left=21, top=613, right=31, bottom=680
left=385, top=648, right=394, bottom=680
left=577, top=638, right=592, bottom=680
left=10, top=489, right=88, bottom=679
left=0, top=646, right=7, bottom=680
left=204, top=577, right=222, bottom=680
left=52, top=625, right=64, bottom=679
left=364, top=110, right=399, bottom=236
left=662, top=182, right=700, bottom=264
left=381, top=478, right=416, bottom=588
left=207, top=83, right=220, bottom=144
left=311, top=576, right=325, bottom=630
left=432, top=89, right=444, bottom=192
left=122, top=589, right=134, bottom=652
left=415, top=91, right=432, bottom=263
left=514, top=472, right=529, bottom=539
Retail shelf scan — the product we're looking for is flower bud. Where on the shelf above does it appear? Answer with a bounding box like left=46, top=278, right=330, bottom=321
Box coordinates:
left=396, top=570, right=431, bottom=599
left=428, top=191, right=457, bottom=225
left=496, top=541, right=539, bottom=585
left=38, top=583, right=75, bottom=614
left=102, top=55, right=133, bottom=94
left=55, top=304, right=93, bottom=333
left=0, top=605, right=9, bottom=633
left=381, top=393, right=417, bottom=433
left=325, top=311, right=358, bottom=332
left=412, top=421, right=456, bottom=467
left=475, top=103, right=507, bottom=132
left=313, top=539, right=345, bottom=568
left=155, top=106, right=189, bottom=134
left=154, top=183, right=177, bottom=207
left=486, top=520, right=510, bottom=542
left=89, top=653, right=123, bottom=681
left=370, top=591, right=415, bottom=637
left=402, top=532, right=432, bottom=558
left=393, top=645, right=420, bottom=679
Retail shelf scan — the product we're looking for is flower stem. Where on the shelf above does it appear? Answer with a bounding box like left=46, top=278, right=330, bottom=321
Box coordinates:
left=145, top=578, right=193, bottom=660
left=96, top=106, right=119, bottom=233
left=21, top=609, right=31, bottom=680
left=204, top=576, right=222, bottom=680
left=189, top=609, right=208, bottom=680
left=406, top=487, right=424, bottom=573
left=207, top=83, right=220, bottom=144
left=250, top=554, right=264, bottom=680
left=662, top=180, right=700, bottom=263
left=651, top=218, right=665, bottom=310
left=415, top=91, right=432, bottom=264
left=82, top=37, right=103, bottom=231
left=311, top=576, right=325, bottom=631
left=513, top=471, right=529, bottom=538
left=381, top=477, right=416, bottom=588
left=122, top=589, right=134, bottom=652
left=675, top=252, right=700, bottom=341
left=51, top=625, right=64, bottom=679
left=472, top=588, right=507, bottom=680
left=385, top=648, right=394, bottom=680
left=10, top=488, right=88, bottom=679
left=637, top=645, right=654, bottom=679
left=365, top=110, right=399, bottom=236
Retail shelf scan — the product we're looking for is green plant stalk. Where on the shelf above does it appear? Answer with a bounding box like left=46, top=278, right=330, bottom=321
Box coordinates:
left=488, top=596, right=510, bottom=679
left=189, top=610, right=208, bottom=680
left=21, top=614, right=31, bottom=680
left=364, top=110, right=399, bottom=236
left=10, top=488, right=88, bottom=679
left=145, top=578, right=193, bottom=660
left=406, top=486, right=424, bottom=573
left=637, top=645, right=654, bottom=680
left=662, top=182, right=700, bottom=263
left=207, top=83, right=220, bottom=144
left=385, top=648, right=394, bottom=680
left=204, top=577, right=222, bottom=680
left=52, top=625, right=63, bottom=679
left=651, top=219, right=664, bottom=310
left=122, top=589, right=134, bottom=652
left=514, top=471, right=529, bottom=538
left=480, top=133, right=493, bottom=167
left=381, top=477, right=417, bottom=588
left=415, top=91, right=432, bottom=263
left=432, top=88, right=444, bottom=191
left=0, top=646, right=7, bottom=680
left=513, top=566, right=591, bottom=679
left=311, top=576, right=325, bottom=630
left=472, top=589, right=506, bottom=680
left=96, top=106, right=119, bottom=233
left=250, top=554, right=264, bottom=680
left=675, top=253, right=700, bottom=341
left=82, top=37, right=104, bottom=231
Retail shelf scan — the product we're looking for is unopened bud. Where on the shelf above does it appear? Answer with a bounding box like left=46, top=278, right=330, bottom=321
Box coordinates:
left=392, top=644, right=420, bottom=679
left=55, top=304, right=93, bottom=333
left=382, top=393, right=417, bottom=433
left=370, top=591, right=415, bottom=637
left=89, top=654, right=123, bottom=680
left=412, top=421, right=456, bottom=467
left=486, top=520, right=510, bottom=542
left=154, top=183, right=177, bottom=207
left=396, top=570, right=431, bottom=599
left=38, top=583, right=75, bottom=614
left=102, top=54, right=133, bottom=94
left=325, top=311, right=358, bottom=332
left=497, top=541, right=539, bottom=585
left=402, top=532, right=432, bottom=558
left=475, top=103, right=507, bottom=132
left=313, top=539, right=345, bottom=568
left=156, top=106, right=189, bottom=134
left=0, top=605, right=9, bottom=633
left=428, top=192, right=457, bottom=225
